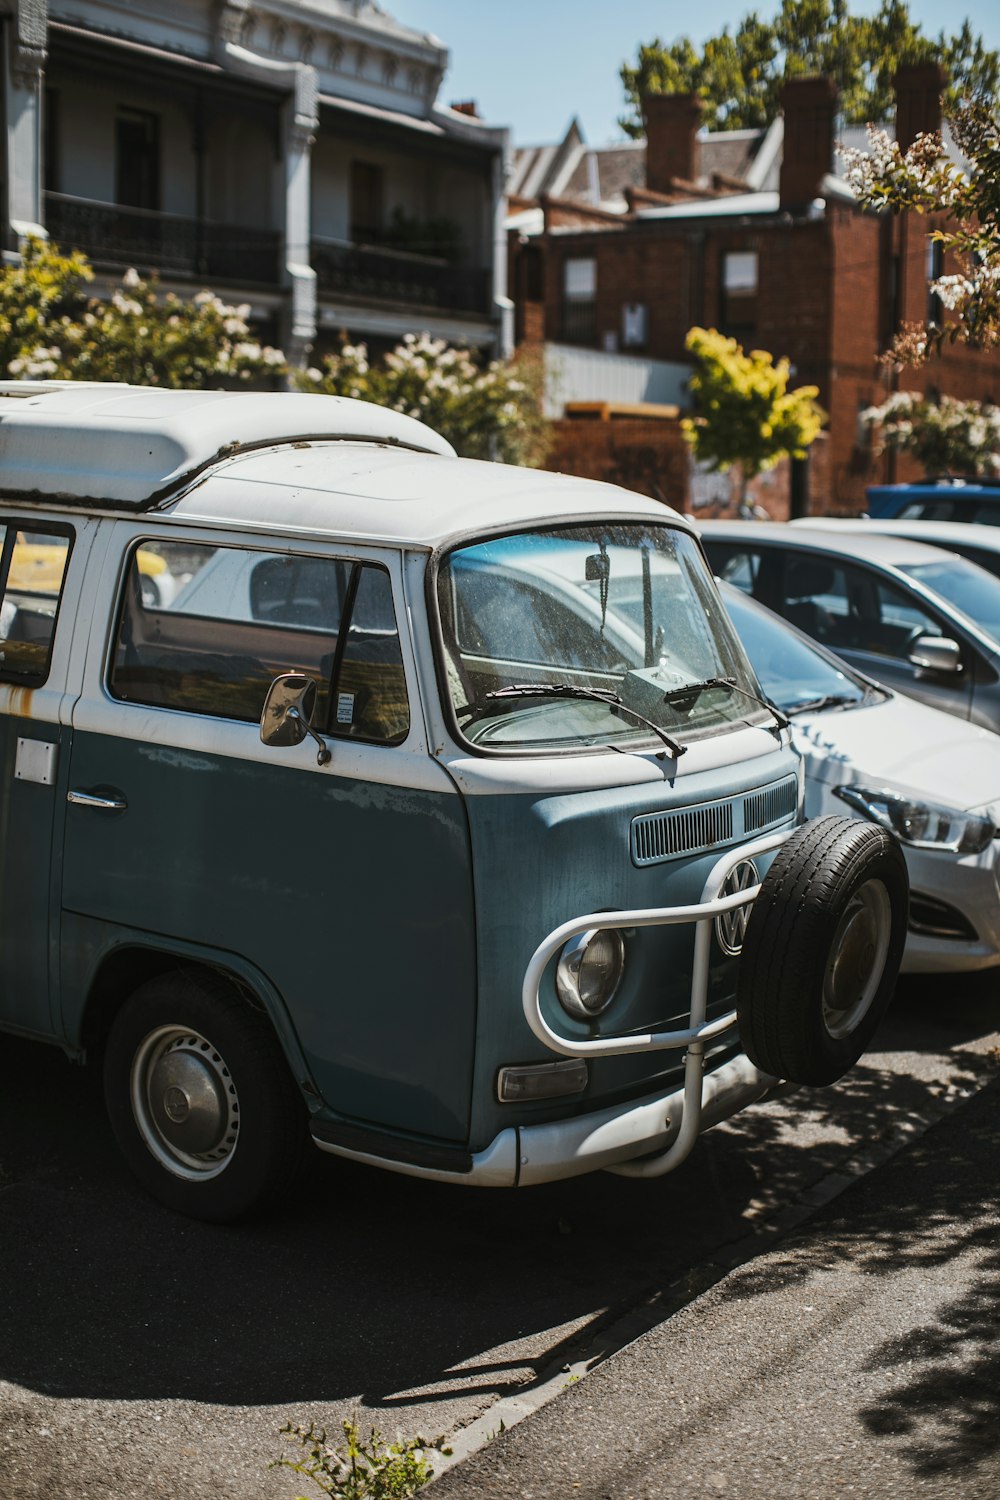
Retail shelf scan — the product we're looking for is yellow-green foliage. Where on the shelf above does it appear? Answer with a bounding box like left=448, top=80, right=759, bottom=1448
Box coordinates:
left=682, top=327, right=825, bottom=485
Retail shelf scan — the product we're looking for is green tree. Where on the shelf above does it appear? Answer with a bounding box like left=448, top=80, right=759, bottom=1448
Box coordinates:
left=0, top=239, right=285, bottom=387
left=682, top=326, right=826, bottom=514
left=620, top=0, right=1000, bottom=135
left=862, top=390, right=1000, bottom=475
left=294, top=334, right=550, bottom=467
left=840, top=99, right=1000, bottom=362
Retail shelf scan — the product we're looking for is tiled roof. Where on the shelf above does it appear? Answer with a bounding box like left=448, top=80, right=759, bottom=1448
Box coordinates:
left=512, top=123, right=771, bottom=210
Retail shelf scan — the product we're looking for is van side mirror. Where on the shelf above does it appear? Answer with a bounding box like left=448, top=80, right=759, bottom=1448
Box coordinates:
left=260, top=673, right=332, bottom=765
left=909, top=636, right=963, bottom=676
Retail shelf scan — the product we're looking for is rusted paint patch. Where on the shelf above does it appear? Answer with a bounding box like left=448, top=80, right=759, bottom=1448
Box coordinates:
left=1, top=685, right=34, bottom=718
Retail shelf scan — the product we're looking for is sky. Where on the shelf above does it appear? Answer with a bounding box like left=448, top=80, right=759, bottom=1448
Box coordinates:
left=383, top=0, right=1000, bottom=146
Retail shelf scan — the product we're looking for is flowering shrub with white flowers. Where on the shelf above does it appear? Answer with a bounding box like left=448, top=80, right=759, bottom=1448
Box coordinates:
left=295, top=333, right=549, bottom=467
left=862, top=390, right=1000, bottom=477
left=1, top=238, right=285, bottom=388
left=840, top=100, right=1000, bottom=364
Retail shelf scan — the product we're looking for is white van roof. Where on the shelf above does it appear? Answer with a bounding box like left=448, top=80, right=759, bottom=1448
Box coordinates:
left=0, top=382, right=456, bottom=508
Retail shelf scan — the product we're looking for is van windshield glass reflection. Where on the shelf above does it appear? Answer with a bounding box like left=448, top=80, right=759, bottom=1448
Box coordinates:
left=438, top=524, right=768, bottom=751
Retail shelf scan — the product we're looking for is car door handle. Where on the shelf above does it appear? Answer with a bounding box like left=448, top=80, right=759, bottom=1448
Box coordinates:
left=67, top=789, right=128, bottom=813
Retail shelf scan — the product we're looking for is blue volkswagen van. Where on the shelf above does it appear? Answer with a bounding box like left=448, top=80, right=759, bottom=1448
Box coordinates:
left=0, top=383, right=908, bottom=1220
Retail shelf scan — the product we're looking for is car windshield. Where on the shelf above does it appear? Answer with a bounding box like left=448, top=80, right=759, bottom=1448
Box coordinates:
left=437, top=523, right=770, bottom=752
left=723, top=589, right=870, bottom=715
left=896, top=558, right=1000, bottom=647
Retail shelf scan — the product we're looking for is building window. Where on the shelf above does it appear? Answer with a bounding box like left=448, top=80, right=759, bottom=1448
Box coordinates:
left=927, top=238, right=945, bottom=326
left=116, top=108, right=160, bottom=211
left=561, top=256, right=597, bottom=345
left=350, top=161, right=384, bottom=244
left=720, top=250, right=758, bottom=335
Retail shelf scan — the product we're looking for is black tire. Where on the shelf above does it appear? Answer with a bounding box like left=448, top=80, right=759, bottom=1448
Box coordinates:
left=736, top=816, right=908, bottom=1087
left=104, top=970, right=306, bottom=1222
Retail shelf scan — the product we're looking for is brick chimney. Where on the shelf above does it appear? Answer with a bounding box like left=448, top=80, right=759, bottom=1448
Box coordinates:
left=779, top=75, right=837, bottom=210
left=894, top=62, right=945, bottom=150
left=642, top=94, right=703, bottom=194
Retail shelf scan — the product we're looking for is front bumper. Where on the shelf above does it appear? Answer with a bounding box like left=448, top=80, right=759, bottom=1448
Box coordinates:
left=312, top=1050, right=780, bottom=1185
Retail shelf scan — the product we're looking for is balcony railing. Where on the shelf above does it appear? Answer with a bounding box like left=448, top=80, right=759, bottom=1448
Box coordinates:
left=44, top=193, right=282, bottom=286
left=311, top=237, right=492, bottom=316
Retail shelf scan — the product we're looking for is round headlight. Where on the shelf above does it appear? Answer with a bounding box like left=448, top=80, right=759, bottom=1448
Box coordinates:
left=556, top=928, right=625, bottom=1020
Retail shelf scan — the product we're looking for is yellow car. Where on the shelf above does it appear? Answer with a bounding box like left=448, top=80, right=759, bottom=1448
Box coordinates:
left=10, top=533, right=173, bottom=605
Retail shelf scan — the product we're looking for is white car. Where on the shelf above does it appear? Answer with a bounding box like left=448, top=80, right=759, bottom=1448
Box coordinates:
left=792, top=516, right=1000, bottom=583
left=722, top=582, right=1000, bottom=974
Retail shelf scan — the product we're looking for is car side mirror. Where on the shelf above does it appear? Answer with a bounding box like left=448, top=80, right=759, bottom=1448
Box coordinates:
left=260, top=673, right=332, bottom=765
left=909, top=636, right=963, bottom=676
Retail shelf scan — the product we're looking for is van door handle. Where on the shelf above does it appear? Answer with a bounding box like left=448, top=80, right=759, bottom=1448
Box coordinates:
left=67, top=789, right=128, bottom=813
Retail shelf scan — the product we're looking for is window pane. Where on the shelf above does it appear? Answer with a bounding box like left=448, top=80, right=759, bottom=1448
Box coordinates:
left=0, top=527, right=71, bottom=683
left=110, top=541, right=348, bottom=723
left=110, top=542, right=409, bottom=741
left=564, top=258, right=596, bottom=299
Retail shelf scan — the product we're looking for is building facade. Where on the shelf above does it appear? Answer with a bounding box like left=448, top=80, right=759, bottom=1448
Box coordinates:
left=1, top=0, right=511, bottom=366
left=510, top=68, right=997, bottom=514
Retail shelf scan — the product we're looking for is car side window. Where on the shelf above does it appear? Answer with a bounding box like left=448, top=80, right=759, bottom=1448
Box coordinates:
left=867, top=580, right=943, bottom=658
left=0, top=523, right=73, bottom=686
left=777, top=554, right=855, bottom=648
left=109, top=540, right=409, bottom=744
left=707, top=546, right=761, bottom=596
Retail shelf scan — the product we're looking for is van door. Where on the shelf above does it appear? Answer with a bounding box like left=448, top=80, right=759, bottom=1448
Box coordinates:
left=0, top=514, right=101, bottom=1038
left=60, top=528, right=477, bottom=1143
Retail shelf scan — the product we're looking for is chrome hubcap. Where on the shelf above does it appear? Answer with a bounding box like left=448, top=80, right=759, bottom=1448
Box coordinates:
left=822, top=879, right=892, bottom=1040
left=131, top=1026, right=240, bottom=1180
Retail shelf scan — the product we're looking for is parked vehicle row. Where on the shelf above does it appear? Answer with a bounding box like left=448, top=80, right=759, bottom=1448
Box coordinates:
left=0, top=382, right=907, bottom=1223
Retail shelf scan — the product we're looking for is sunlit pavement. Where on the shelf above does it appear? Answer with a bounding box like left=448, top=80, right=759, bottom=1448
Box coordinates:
left=0, top=972, right=997, bottom=1500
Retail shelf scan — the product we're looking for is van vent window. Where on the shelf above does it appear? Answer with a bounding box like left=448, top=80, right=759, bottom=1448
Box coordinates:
left=0, top=524, right=74, bottom=687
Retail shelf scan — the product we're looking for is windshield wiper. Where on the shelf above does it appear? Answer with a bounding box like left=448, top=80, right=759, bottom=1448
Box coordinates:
left=659, top=676, right=790, bottom=732
left=464, top=682, right=687, bottom=758
left=784, top=692, right=862, bottom=716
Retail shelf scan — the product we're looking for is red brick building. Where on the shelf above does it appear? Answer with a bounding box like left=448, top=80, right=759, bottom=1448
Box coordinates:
left=509, top=67, right=998, bottom=515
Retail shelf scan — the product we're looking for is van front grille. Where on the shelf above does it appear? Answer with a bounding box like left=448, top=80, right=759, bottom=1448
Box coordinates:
left=744, top=778, right=799, bottom=832
left=631, top=775, right=798, bottom=866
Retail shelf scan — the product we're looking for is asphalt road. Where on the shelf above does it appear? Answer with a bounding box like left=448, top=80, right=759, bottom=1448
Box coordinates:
left=1, top=971, right=998, bottom=1500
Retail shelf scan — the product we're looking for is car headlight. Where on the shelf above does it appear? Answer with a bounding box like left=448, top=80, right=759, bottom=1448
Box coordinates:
left=555, top=928, right=625, bottom=1019
left=834, top=784, right=996, bottom=854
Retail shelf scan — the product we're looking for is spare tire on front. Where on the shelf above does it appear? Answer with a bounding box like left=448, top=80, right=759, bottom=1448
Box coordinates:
left=736, top=815, right=908, bottom=1087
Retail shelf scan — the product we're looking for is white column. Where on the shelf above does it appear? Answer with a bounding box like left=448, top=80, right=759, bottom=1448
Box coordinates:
left=4, top=0, right=48, bottom=245
left=280, top=66, right=318, bottom=371
left=491, top=132, right=513, bottom=358
left=216, top=6, right=317, bottom=373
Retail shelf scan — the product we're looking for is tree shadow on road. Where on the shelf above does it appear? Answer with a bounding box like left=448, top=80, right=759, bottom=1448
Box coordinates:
left=713, top=1035, right=1000, bottom=1488
left=0, top=972, right=996, bottom=1434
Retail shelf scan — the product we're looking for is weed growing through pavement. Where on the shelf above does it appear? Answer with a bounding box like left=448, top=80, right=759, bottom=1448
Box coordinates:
left=273, top=1417, right=451, bottom=1499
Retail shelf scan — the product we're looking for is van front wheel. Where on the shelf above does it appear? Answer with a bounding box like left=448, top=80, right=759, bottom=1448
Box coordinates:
left=736, top=816, right=908, bottom=1087
left=104, top=972, right=305, bottom=1222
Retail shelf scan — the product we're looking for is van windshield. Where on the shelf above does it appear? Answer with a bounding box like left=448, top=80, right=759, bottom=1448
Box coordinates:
left=437, top=523, right=770, bottom=752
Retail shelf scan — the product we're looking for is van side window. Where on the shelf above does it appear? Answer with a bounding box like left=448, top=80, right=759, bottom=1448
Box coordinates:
left=109, top=541, right=409, bottom=744
left=0, top=524, right=73, bottom=686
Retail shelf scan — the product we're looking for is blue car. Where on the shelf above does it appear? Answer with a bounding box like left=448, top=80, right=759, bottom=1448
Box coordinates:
left=867, top=478, right=1000, bottom=525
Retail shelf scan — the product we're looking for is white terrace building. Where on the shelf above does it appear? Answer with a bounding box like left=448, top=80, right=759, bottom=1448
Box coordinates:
left=1, top=0, right=511, bottom=363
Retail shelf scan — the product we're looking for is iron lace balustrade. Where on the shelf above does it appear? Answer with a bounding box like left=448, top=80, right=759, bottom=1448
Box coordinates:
left=43, top=194, right=281, bottom=286
left=311, top=236, right=492, bottom=315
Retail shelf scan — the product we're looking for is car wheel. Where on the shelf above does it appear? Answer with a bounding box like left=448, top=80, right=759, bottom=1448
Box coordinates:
left=104, top=971, right=306, bottom=1222
left=736, top=816, right=908, bottom=1087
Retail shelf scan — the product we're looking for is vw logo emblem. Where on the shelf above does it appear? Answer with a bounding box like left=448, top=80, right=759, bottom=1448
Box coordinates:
left=715, top=860, right=759, bottom=956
